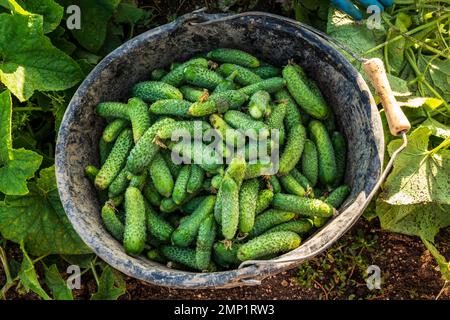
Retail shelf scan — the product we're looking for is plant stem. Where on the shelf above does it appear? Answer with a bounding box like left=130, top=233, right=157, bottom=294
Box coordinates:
left=90, top=261, right=100, bottom=286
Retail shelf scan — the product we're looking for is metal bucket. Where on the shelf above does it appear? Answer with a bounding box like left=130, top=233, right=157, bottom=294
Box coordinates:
left=55, top=11, right=384, bottom=289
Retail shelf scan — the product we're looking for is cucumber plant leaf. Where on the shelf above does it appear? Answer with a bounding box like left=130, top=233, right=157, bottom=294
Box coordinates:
left=44, top=264, right=74, bottom=300
left=18, top=244, right=51, bottom=300
left=0, top=13, right=83, bottom=101
left=18, top=0, right=64, bottom=34
left=91, top=265, right=126, bottom=300
left=0, top=166, right=91, bottom=255
left=382, top=126, right=450, bottom=206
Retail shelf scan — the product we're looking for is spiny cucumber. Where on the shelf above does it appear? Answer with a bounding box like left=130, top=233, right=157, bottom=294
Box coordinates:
left=238, top=77, right=286, bottom=96
left=142, top=180, right=162, bottom=207
left=300, top=139, right=319, bottom=187
left=220, top=176, right=240, bottom=240
left=161, top=149, right=182, bottom=178
left=224, top=157, right=247, bottom=187
left=127, top=97, right=151, bottom=143
left=146, top=202, right=174, bottom=242
left=224, top=110, right=269, bottom=136
left=265, top=219, right=313, bottom=235
left=309, top=120, right=337, bottom=187
left=267, top=175, right=281, bottom=193
left=186, top=165, right=205, bottom=194
left=217, top=63, right=262, bottom=86
left=255, top=189, right=274, bottom=214
left=248, top=90, right=271, bottom=119
left=266, top=101, right=287, bottom=145
left=99, top=138, right=113, bottom=166
left=184, top=65, right=224, bottom=90
left=249, top=209, right=296, bottom=238
left=272, top=193, right=334, bottom=218
left=102, top=119, right=129, bottom=143
left=274, top=89, right=302, bottom=130
left=85, top=165, right=99, bottom=184
left=161, top=57, right=209, bottom=87
left=95, top=102, right=129, bottom=119
left=207, top=48, right=260, bottom=68
left=101, top=202, right=125, bottom=241
left=196, top=215, right=217, bottom=271
left=149, top=99, right=191, bottom=118
left=147, top=249, right=167, bottom=264
left=279, top=174, right=306, bottom=197
left=179, top=86, right=208, bottom=102
left=157, top=120, right=211, bottom=140
left=253, top=65, right=281, bottom=79
left=172, top=165, right=191, bottom=205
left=151, top=68, right=168, bottom=81
left=245, top=162, right=273, bottom=179
left=132, top=81, right=183, bottom=102
left=209, top=114, right=245, bottom=148
left=289, top=168, right=314, bottom=197
left=325, top=185, right=350, bottom=209
left=108, top=168, right=129, bottom=198
left=123, top=187, right=146, bottom=255
left=213, top=242, right=241, bottom=268
left=282, top=65, right=329, bottom=119
left=278, top=123, right=306, bottom=175
left=149, top=153, right=174, bottom=198
left=332, top=131, right=347, bottom=186
left=182, top=196, right=207, bottom=214
left=210, top=174, right=223, bottom=190
left=239, top=179, right=260, bottom=233
left=213, top=70, right=238, bottom=93
left=95, top=129, right=134, bottom=190
left=161, top=245, right=216, bottom=272
left=237, top=231, right=301, bottom=261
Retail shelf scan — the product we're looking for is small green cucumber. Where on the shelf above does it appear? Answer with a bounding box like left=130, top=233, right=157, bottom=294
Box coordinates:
left=171, top=195, right=216, bottom=247
left=332, top=131, right=347, bottom=186
left=108, top=168, right=129, bottom=198
left=265, top=219, right=313, bottom=235
left=172, top=165, right=191, bottom=205
left=238, top=77, right=286, bottom=96
left=161, top=149, right=182, bottom=178
left=132, top=81, right=183, bottom=102
left=149, top=153, right=174, bottom=198
left=128, top=171, right=148, bottom=190
left=325, top=185, right=350, bottom=209
left=274, top=89, right=302, bottom=130
left=309, top=120, right=337, bottom=187
left=102, top=119, right=129, bottom=143
left=85, top=165, right=99, bottom=184
left=282, top=65, right=329, bottom=119
left=255, top=189, right=274, bottom=214
left=213, top=242, right=241, bottom=268
left=161, top=245, right=216, bottom=272
left=266, top=101, right=287, bottom=145
left=248, top=90, right=271, bottom=119
left=157, top=120, right=211, bottom=140
left=210, top=174, right=223, bottom=190
left=95, top=102, right=129, bottom=119
left=300, top=139, right=319, bottom=187
left=239, top=179, right=260, bottom=233
left=142, top=180, right=162, bottom=207
left=224, top=110, right=269, bottom=136
left=123, top=187, right=147, bottom=255
left=146, top=202, right=174, bottom=242
left=196, top=215, right=217, bottom=271
left=186, top=165, right=205, bottom=194
left=220, top=176, right=240, bottom=240
left=207, top=48, right=260, bottom=68
left=151, top=68, right=168, bottom=81
left=95, top=129, right=134, bottom=190
left=278, top=123, right=306, bottom=175
left=267, top=175, right=282, bottom=193
left=272, top=193, right=334, bottom=218
left=213, top=70, right=239, bottom=93
left=249, top=209, right=296, bottom=238
left=253, top=65, right=282, bottom=79
left=149, top=99, right=191, bottom=118
left=245, top=162, right=273, bottom=179
left=324, top=110, right=336, bottom=134
left=217, top=63, right=262, bottom=86
left=161, top=57, right=209, bottom=87
left=126, top=117, right=175, bottom=174
left=127, top=97, right=151, bottom=143
left=160, top=197, right=180, bottom=213
left=101, top=202, right=125, bottom=241
left=279, top=174, right=306, bottom=197
left=225, top=156, right=247, bottom=187
left=289, top=168, right=314, bottom=197
left=184, top=65, right=224, bottom=90
left=237, top=231, right=301, bottom=261
left=99, top=137, right=113, bottom=166
left=147, top=249, right=167, bottom=264
left=209, top=114, right=246, bottom=148
left=313, top=216, right=330, bottom=228
left=182, top=196, right=208, bottom=214
left=179, top=86, right=208, bottom=102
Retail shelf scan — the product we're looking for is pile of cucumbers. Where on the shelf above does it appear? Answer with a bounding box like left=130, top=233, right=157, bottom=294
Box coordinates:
left=86, top=48, right=350, bottom=272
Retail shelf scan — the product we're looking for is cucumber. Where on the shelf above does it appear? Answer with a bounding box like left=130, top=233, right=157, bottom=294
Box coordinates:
left=172, top=165, right=191, bottom=204
left=213, top=70, right=238, bottom=93
left=225, top=156, right=247, bottom=187
left=248, top=209, right=296, bottom=238
left=213, top=242, right=241, bottom=268
left=220, top=176, right=240, bottom=240
left=267, top=175, right=281, bottom=193
left=255, top=189, right=274, bottom=214
left=238, top=77, right=286, bottom=96
left=217, top=63, right=262, bottom=86
left=265, top=219, right=313, bottom=235
left=146, top=202, right=174, bottom=242
left=142, top=180, right=162, bottom=207
left=196, top=215, right=217, bottom=271
left=210, top=90, right=248, bottom=109
left=101, top=202, right=125, bottom=241
left=149, top=153, right=174, bottom=198
left=126, top=118, right=175, bottom=174
left=209, top=114, right=245, bottom=148
left=99, top=138, right=112, bottom=166
left=161, top=246, right=216, bottom=272
left=278, top=123, right=306, bottom=175
left=266, top=101, right=287, bottom=145
left=245, top=162, right=273, bottom=179
left=186, top=165, right=205, bottom=194
left=171, top=195, right=216, bottom=247
left=102, top=119, right=129, bottom=143
left=95, top=102, right=129, bottom=119
left=184, top=65, right=224, bottom=90
left=248, top=90, right=271, bottom=119
left=108, top=168, right=129, bottom=198
left=179, top=86, right=208, bottom=102
left=95, top=129, right=134, bottom=190
left=149, top=99, right=191, bottom=118
left=207, top=48, right=260, bottom=68
left=237, top=231, right=301, bottom=261
left=274, top=89, right=302, bottom=130
left=160, top=197, right=180, bottom=213
left=239, top=179, right=260, bottom=233
left=325, top=185, right=350, bottom=209
left=308, top=120, right=337, bottom=187
left=272, top=193, right=334, bottom=218
left=210, top=174, right=223, bottom=190
left=161, top=58, right=209, bottom=87
left=132, top=81, right=183, bottom=102
left=224, top=110, right=269, bottom=136
left=289, top=168, right=314, bottom=197
left=253, top=65, right=281, bottom=79
left=151, top=68, right=168, bottom=81
left=85, top=165, right=99, bottom=184
left=127, top=97, right=151, bottom=143
left=282, top=65, right=329, bottom=119
left=279, top=174, right=306, bottom=197
left=161, top=149, right=182, bottom=178
left=147, top=249, right=167, bottom=264
left=182, top=196, right=207, bottom=214
left=157, top=120, right=211, bottom=140
left=332, top=131, right=347, bottom=186
left=300, top=139, right=319, bottom=187
left=123, top=187, right=147, bottom=254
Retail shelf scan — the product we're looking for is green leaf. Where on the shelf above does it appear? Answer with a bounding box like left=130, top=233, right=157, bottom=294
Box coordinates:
left=91, top=266, right=126, bottom=300
left=0, top=89, right=12, bottom=164
left=422, top=239, right=450, bottom=282
left=417, top=54, right=450, bottom=102
left=61, top=254, right=95, bottom=269
left=0, top=166, right=91, bottom=255
left=421, top=118, right=450, bottom=139
left=114, top=2, right=145, bottom=25
left=18, top=0, right=64, bottom=33
left=0, top=148, right=43, bottom=195
left=382, top=127, right=450, bottom=206
left=44, top=264, right=74, bottom=300
left=377, top=200, right=450, bottom=242
left=0, top=13, right=83, bottom=101
left=18, top=244, right=51, bottom=300
left=59, top=0, right=121, bottom=52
